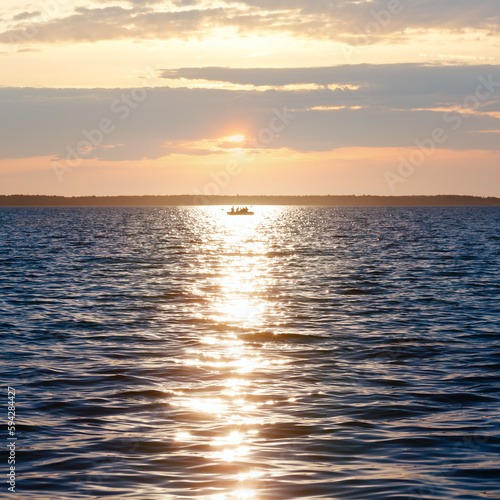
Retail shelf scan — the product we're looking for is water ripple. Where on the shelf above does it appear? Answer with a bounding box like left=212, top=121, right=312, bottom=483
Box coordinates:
left=0, top=206, right=499, bottom=499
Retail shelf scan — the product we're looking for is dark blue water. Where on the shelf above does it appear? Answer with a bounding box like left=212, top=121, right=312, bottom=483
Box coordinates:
left=0, top=206, right=499, bottom=500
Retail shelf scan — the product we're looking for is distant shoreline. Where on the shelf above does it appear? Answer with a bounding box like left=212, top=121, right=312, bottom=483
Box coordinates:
left=0, top=195, right=499, bottom=207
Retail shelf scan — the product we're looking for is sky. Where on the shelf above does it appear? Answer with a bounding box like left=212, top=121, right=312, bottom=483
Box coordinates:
left=1, top=0, right=499, bottom=196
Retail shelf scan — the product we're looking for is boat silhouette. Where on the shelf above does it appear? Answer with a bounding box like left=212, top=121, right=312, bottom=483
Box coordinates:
left=227, top=206, right=254, bottom=215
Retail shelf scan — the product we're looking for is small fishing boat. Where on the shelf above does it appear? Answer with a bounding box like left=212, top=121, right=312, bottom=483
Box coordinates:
left=227, top=206, right=254, bottom=215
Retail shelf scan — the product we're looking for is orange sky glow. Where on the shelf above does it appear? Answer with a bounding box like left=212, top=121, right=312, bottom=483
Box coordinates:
left=0, top=0, right=499, bottom=196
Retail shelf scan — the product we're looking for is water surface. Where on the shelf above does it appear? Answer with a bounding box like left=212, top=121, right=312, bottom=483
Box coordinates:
left=0, top=206, right=499, bottom=499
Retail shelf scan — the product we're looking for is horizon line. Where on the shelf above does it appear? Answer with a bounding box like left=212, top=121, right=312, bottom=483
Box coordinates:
left=1, top=194, right=499, bottom=207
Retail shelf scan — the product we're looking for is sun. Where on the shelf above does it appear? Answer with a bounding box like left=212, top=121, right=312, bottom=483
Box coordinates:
left=226, top=134, right=245, bottom=143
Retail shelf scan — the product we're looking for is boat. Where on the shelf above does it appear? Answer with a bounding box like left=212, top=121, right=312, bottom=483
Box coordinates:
left=227, top=206, right=254, bottom=215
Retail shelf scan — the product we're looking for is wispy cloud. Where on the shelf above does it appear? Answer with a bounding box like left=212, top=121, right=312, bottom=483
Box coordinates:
left=159, top=64, right=500, bottom=95
left=1, top=0, right=499, bottom=46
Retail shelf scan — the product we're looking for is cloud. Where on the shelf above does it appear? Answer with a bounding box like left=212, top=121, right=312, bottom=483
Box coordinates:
left=12, top=11, right=42, bottom=21
left=160, top=64, right=500, bottom=96
left=2, top=7, right=135, bottom=45
left=235, top=0, right=500, bottom=36
left=0, top=0, right=499, bottom=46
left=0, top=64, right=499, bottom=162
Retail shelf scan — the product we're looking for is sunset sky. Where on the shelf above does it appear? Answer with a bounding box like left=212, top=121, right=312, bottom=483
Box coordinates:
left=1, top=0, right=499, bottom=196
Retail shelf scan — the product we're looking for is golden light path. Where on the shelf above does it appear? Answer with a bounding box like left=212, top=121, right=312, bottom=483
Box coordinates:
left=168, top=207, right=290, bottom=500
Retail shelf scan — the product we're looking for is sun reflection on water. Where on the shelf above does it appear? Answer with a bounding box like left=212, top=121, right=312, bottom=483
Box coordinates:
left=167, top=207, right=290, bottom=500
left=210, top=490, right=257, bottom=500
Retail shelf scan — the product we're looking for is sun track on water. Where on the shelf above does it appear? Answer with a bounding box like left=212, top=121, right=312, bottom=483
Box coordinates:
left=167, top=207, right=291, bottom=500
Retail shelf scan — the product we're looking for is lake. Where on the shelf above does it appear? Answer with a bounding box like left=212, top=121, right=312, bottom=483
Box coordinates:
left=0, top=206, right=499, bottom=499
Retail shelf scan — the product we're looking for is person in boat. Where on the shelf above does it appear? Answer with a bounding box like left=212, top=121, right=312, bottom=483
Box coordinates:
left=230, top=206, right=235, bottom=213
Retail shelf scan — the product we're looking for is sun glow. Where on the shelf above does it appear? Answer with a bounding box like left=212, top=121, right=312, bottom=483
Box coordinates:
left=226, top=134, right=245, bottom=142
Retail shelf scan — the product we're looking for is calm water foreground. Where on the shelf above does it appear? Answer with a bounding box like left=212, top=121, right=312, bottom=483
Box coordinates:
left=0, top=206, right=499, bottom=500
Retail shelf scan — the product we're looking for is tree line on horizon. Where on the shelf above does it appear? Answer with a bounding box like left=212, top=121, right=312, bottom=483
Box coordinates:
left=0, top=194, right=499, bottom=206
